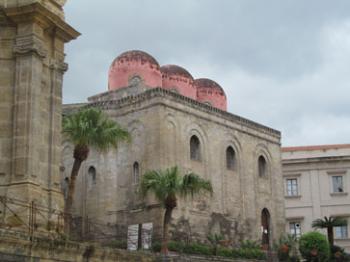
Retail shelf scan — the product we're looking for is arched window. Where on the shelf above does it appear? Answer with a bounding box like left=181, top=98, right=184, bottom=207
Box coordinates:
left=133, top=162, right=140, bottom=184
left=88, top=166, right=96, bottom=185
left=226, top=146, right=236, bottom=170
left=190, top=135, right=201, bottom=161
left=258, top=156, right=267, bottom=177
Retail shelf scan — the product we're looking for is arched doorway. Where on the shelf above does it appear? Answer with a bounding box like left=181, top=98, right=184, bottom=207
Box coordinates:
left=261, top=208, right=271, bottom=250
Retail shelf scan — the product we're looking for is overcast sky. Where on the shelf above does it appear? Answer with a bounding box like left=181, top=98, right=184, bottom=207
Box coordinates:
left=63, top=0, right=350, bottom=147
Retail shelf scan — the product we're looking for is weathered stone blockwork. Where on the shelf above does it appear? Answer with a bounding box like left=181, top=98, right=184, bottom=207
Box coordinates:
left=0, top=0, right=79, bottom=229
left=0, top=229, right=267, bottom=262
left=63, top=86, right=285, bottom=246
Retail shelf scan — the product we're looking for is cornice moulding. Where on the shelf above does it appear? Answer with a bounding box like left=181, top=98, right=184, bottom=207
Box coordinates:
left=86, top=88, right=281, bottom=139
left=4, top=2, right=80, bottom=42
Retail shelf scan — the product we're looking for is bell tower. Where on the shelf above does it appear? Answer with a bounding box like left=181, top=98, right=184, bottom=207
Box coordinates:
left=0, top=0, right=79, bottom=230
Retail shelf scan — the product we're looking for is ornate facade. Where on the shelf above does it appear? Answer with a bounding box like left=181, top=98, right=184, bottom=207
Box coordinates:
left=62, top=50, right=285, bottom=247
left=0, top=0, right=79, bottom=230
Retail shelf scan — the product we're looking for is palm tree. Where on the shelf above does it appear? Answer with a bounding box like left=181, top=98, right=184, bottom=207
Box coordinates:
left=312, top=216, right=347, bottom=246
left=62, top=108, right=130, bottom=230
left=140, top=166, right=213, bottom=255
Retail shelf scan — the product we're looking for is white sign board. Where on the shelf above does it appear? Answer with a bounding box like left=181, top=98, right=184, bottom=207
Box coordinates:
left=127, top=224, right=139, bottom=251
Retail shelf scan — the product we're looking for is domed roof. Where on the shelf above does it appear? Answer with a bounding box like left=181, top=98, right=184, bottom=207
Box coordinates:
left=160, top=65, right=193, bottom=79
left=108, top=50, right=162, bottom=91
left=160, top=64, right=196, bottom=99
left=194, top=78, right=225, bottom=95
left=195, top=78, right=227, bottom=111
left=112, top=50, right=160, bottom=68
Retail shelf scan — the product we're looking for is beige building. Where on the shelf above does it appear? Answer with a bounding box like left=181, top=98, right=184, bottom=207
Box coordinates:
left=62, top=50, right=285, bottom=248
left=0, top=0, right=78, bottom=230
left=282, top=144, right=350, bottom=251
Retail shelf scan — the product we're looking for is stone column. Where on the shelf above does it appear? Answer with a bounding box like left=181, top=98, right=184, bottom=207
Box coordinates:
left=0, top=1, right=79, bottom=232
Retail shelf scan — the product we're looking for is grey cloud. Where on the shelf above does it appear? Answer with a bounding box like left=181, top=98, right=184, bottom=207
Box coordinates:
left=63, top=0, right=350, bottom=146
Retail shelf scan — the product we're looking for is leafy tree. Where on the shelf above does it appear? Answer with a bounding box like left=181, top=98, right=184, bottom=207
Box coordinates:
left=140, top=166, right=213, bottom=255
left=312, top=216, right=347, bottom=247
left=62, top=108, right=130, bottom=230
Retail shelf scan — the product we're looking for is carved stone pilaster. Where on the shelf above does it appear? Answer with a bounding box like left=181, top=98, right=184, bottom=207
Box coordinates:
left=0, top=0, right=79, bottom=231
left=13, top=34, right=47, bottom=58
left=49, top=59, right=68, bottom=73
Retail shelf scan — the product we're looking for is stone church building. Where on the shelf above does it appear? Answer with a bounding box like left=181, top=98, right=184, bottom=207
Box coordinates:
left=62, top=50, right=285, bottom=247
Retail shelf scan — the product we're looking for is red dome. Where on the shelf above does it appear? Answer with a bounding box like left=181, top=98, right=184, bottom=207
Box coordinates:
left=195, top=78, right=227, bottom=111
left=108, top=50, right=162, bottom=91
left=160, top=65, right=196, bottom=99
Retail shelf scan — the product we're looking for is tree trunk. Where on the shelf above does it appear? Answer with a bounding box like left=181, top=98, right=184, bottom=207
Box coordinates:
left=161, top=207, right=173, bottom=255
left=327, top=226, right=334, bottom=247
left=64, top=158, right=83, bottom=234
left=64, top=144, right=89, bottom=234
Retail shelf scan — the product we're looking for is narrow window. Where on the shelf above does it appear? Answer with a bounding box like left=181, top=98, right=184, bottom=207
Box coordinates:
left=133, top=162, right=140, bottom=184
left=258, top=156, right=267, bottom=177
left=190, top=135, right=201, bottom=161
left=88, top=166, right=96, bottom=185
left=129, top=75, right=142, bottom=87
left=335, top=223, right=348, bottom=239
left=226, top=146, right=235, bottom=170
left=332, top=176, right=344, bottom=193
left=286, top=178, right=298, bottom=196
left=289, top=222, right=301, bottom=238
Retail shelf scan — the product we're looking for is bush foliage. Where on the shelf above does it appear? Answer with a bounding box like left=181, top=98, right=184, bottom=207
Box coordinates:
left=274, top=234, right=300, bottom=262
left=299, top=231, right=330, bottom=261
left=151, top=240, right=266, bottom=260
left=330, top=245, right=350, bottom=262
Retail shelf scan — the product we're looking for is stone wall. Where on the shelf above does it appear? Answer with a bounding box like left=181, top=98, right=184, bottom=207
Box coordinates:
left=62, top=87, right=285, bottom=246
left=0, top=229, right=154, bottom=262
left=0, top=0, right=79, bottom=230
left=0, top=229, right=267, bottom=262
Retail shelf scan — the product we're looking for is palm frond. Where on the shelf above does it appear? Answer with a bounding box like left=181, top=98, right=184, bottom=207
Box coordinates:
left=139, top=166, right=213, bottom=205
left=312, top=216, right=347, bottom=228
left=180, top=173, right=213, bottom=198
left=331, top=217, right=348, bottom=227
left=140, top=170, right=167, bottom=202
left=62, top=107, right=130, bottom=151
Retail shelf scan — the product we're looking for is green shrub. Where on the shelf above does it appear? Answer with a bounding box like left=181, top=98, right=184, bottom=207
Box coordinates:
left=183, top=242, right=211, bottom=256
left=299, top=231, right=330, bottom=261
left=104, top=240, right=127, bottom=249
left=274, top=234, right=300, bottom=262
left=217, top=247, right=233, bottom=258
left=240, top=239, right=260, bottom=249
left=207, top=233, right=224, bottom=255
left=151, top=239, right=266, bottom=260
left=151, top=241, right=161, bottom=252
left=331, top=245, right=350, bottom=262
left=232, top=248, right=266, bottom=260
left=168, top=241, right=185, bottom=252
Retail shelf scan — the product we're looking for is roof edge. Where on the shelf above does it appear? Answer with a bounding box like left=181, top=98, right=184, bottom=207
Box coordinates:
left=282, top=144, right=350, bottom=152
